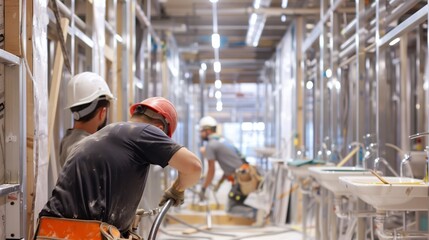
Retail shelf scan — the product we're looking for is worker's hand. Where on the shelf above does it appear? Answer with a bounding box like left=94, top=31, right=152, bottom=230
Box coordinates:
left=198, top=187, right=206, bottom=201
left=159, top=181, right=185, bottom=207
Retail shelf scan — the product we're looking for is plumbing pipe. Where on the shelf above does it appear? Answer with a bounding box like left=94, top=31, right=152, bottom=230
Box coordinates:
left=399, top=154, right=414, bottom=178
left=374, top=213, right=429, bottom=239
left=334, top=196, right=377, bottom=219
left=385, top=143, right=407, bottom=159
left=374, top=157, right=399, bottom=177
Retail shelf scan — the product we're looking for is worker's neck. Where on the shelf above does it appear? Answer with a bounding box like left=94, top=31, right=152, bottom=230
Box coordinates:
left=73, top=121, right=98, bottom=134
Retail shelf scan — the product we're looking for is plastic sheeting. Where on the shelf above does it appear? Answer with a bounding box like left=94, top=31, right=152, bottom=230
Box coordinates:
left=33, top=0, right=49, bottom=228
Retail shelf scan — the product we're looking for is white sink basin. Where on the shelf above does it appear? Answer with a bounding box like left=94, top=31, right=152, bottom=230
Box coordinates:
left=339, top=176, right=428, bottom=211
left=309, top=166, right=372, bottom=196
left=286, top=159, right=328, bottom=179
left=288, top=164, right=314, bottom=179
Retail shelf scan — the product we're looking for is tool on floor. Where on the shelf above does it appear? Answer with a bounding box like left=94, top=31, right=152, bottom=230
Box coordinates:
left=147, top=198, right=174, bottom=240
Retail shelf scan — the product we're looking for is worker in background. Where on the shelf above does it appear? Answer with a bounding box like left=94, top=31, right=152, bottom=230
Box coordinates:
left=59, top=72, right=115, bottom=167
left=34, top=97, right=202, bottom=239
left=198, top=116, right=249, bottom=207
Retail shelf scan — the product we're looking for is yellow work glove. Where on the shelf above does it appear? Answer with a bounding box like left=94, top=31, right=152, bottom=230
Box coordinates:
left=159, top=181, right=185, bottom=207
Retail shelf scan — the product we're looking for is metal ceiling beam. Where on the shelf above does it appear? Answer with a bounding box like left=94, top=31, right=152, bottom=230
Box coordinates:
left=187, top=25, right=287, bottom=30
left=249, top=7, right=356, bottom=16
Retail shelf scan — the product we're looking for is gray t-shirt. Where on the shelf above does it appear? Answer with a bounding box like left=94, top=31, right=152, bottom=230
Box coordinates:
left=205, top=135, right=243, bottom=175
left=59, top=128, right=90, bottom=167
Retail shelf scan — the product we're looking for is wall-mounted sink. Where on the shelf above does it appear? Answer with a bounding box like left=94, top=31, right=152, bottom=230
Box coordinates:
left=309, top=166, right=372, bottom=196
left=287, top=159, right=327, bottom=179
left=339, top=176, right=428, bottom=211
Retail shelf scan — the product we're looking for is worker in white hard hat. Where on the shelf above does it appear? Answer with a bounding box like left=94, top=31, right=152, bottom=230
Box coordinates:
left=198, top=116, right=248, bottom=202
left=58, top=72, right=115, bottom=167
left=35, top=97, right=202, bottom=239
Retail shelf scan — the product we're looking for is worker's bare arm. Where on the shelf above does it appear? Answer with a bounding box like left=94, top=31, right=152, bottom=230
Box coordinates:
left=203, top=159, right=215, bottom=189
left=168, top=147, right=202, bottom=191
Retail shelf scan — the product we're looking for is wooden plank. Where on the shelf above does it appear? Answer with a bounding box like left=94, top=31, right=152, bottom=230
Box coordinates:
left=4, top=0, right=21, bottom=56
left=167, top=213, right=255, bottom=226
left=104, top=45, right=114, bottom=62
left=25, top=0, right=34, bottom=236
left=115, top=1, right=124, bottom=121
left=48, top=18, right=69, bottom=182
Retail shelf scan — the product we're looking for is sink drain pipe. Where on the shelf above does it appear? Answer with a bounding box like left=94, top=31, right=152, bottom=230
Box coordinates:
left=333, top=196, right=376, bottom=219
left=374, top=212, right=429, bottom=239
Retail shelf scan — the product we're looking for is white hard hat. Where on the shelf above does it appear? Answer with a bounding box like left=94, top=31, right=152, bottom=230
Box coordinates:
left=66, top=72, right=115, bottom=109
left=199, top=116, right=217, bottom=130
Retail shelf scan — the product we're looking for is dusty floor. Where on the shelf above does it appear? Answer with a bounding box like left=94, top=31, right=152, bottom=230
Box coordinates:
left=157, top=224, right=304, bottom=240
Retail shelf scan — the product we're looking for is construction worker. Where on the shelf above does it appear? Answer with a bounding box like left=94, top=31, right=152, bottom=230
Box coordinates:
left=35, top=97, right=202, bottom=239
left=198, top=116, right=246, bottom=201
left=59, top=72, right=115, bottom=168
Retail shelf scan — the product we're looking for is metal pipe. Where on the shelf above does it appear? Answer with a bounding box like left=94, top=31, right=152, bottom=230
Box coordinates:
left=135, top=4, right=161, bottom=44
left=341, top=0, right=418, bottom=48
left=341, top=1, right=376, bottom=36
left=55, top=0, right=86, bottom=31
left=334, top=197, right=377, bottom=219
left=147, top=199, right=174, bottom=240
left=374, top=213, right=429, bottom=239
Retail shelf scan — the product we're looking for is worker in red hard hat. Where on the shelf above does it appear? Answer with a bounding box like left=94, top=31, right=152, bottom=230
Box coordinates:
left=59, top=72, right=115, bottom=168
left=34, top=97, right=202, bottom=239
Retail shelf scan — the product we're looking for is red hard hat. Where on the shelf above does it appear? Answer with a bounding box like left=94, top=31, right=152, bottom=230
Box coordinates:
left=129, top=97, right=178, bottom=137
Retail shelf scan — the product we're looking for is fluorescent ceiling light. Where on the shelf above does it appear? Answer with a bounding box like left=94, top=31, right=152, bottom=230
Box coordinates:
left=215, top=90, right=222, bottom=99
left=254, top=0, right=260, bottom=9
left=216, top=101, right=223, bottom=111
left=210, top=0, right=218, bottom=2
left=325, top=68, right=332, bottom=78
left=213, top=61, right=221, bottom=73
left=281, top=0, right=288, bottom=8
left=211, top=33, right=220, bottom=48
left=246, top=13, right=266, bottom=47
left=306, top=81, right=313, bottom=90
left=389, top=37, right=400, bottom=46
left=214, top=79, right=222, bottom=89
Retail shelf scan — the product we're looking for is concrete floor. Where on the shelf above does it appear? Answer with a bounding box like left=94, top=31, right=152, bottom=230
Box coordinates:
left=157, top=224, right=304, bottom=240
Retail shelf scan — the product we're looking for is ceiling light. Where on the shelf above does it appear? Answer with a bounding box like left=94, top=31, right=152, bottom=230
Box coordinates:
left=254, top=0, right=260, bottom=9
left=325, top=68, right=332, bottom=78
left=215, top=90, right=222, bottom=99
left=210, top=0, right=218, bottom=2
left=306, top=81, right=313, bottom=90
left=281, top=0, right=288, bottom=8
left=306, top=23, right=314, bottom=29
left=281, top=14, right=286, bottom=22
left=211, top=33, right=220, bottom=48
left=215, top=79, right=222, bottom=89
left=201, top=63, right=207, bottom=70
left=213, top=61, right=221, bottom=73
left=389, top=37, right=400, bottom=46
left=246, top=13, right=266, bottom=47
left=216, top=101, right=223, bottom=111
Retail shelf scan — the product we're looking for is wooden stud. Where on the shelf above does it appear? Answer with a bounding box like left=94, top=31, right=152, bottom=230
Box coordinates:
left=48, top=18, right=70, bottom=182
left=4, top=0, right=21, bottom=56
